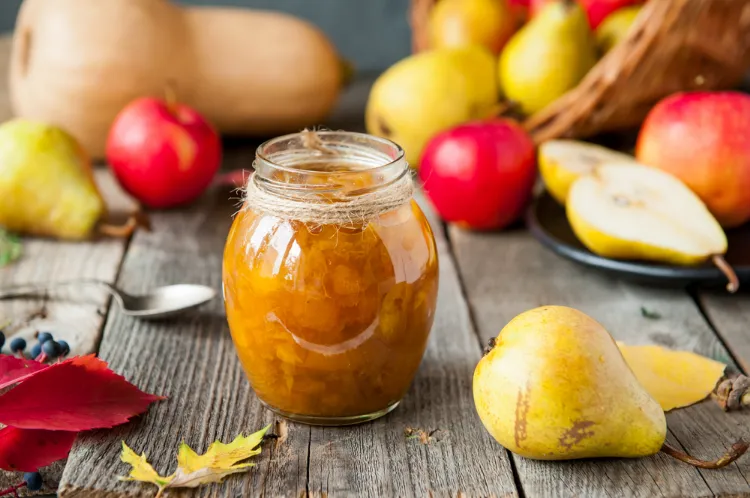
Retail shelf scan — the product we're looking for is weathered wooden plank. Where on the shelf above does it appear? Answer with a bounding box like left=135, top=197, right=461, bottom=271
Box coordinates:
left=698, top=292, right=750, bottom=373
left=56, top=186, right=309, bottom=497
left=448, top=225, right=750, bottom=497
left=305, top=193, right=519, bottom=498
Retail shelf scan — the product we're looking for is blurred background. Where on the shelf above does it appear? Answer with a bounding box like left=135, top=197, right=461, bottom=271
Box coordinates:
left=0, top=0, right=412, bottom=73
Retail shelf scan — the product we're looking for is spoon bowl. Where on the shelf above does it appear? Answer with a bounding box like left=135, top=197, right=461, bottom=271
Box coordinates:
left=115, top=284, right=218, bottom=319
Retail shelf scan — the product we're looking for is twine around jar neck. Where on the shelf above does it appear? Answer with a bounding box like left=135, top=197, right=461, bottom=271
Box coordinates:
left=243, top=130, right=415, bottom=226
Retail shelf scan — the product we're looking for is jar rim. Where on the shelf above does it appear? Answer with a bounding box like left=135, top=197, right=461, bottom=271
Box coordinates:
left=255, top=130, right=406, bottom=178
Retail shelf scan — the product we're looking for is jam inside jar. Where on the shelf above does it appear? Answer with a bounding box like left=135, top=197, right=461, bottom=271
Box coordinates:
left=222, top=131, right=439, bottom=425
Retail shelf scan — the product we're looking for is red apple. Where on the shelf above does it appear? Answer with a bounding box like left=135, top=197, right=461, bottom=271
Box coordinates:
left=419, top=119, right=537, bottom=230
left=579, top=0, right=643, bottom=29
left=636, top=91, right=750, bottom=228
left=106, top=97, right=222, bottom=209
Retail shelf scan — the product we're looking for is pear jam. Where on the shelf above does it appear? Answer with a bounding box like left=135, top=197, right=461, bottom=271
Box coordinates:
left=222, top=131, right=439, bottom=425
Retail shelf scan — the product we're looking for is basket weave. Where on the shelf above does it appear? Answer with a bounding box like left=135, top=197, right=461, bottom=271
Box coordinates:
left=410, top=0, right=750, bottom=144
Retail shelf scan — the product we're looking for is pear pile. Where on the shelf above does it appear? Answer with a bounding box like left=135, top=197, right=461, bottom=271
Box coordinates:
left=473, top=306, right=749, bottom=467
left=539, top=139, right=739, bottom=293
left=366, top=0, right=643, bottom=167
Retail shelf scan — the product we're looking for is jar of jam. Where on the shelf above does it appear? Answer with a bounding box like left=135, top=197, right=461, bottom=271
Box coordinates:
left=222, top=130, right=439, bottom=425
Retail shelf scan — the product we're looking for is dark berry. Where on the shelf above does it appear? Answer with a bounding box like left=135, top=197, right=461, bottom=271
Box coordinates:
left=9, top=338, right=26, bottom=353
left=24, top=472, right=42, bottom=491
left=30, top=343, right=42, bottom=359
left=0, top=331, right=5, bottom=351
left=58, top=340, right=70, bottom=356
left=37, top=332, right=53, bottom=344
left=42, top=340, right=61, bottom=359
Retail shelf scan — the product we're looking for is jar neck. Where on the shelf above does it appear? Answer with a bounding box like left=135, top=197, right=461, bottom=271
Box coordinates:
left=253, top=131, right=408, bottom=199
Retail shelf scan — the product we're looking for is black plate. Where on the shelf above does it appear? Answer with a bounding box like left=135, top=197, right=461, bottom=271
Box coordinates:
left=525, top=192, right=750, bottom=289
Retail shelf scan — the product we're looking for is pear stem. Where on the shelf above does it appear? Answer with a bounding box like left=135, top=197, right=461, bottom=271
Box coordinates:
left=711, top=255, right=739, bottom=293
left=660, top=439, right=749, bottom=469
left=98, top=211, right=151, bottom=238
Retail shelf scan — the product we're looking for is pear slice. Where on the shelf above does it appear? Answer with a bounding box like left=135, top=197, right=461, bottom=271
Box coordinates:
left=539, top=139, right=637, bottom=204
left=567, top=162, right=739, bottom=292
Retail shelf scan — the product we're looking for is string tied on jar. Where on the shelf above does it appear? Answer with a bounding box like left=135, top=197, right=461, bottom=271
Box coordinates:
left=243, top=129, right=415, bottom=227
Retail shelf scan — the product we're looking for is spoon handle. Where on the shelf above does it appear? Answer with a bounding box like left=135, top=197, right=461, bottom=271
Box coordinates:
left=0, top=279, right=116, bottom=300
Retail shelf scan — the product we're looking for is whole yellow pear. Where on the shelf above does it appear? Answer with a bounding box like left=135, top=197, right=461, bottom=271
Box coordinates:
left=366, top=46, right=499, bottom=167
left=499, top=0, right=597, bottom=115
left=0, top=119, right=106, bottom=239
left=429, top=0, right=518, bottom=55
left=473, top=305, right=667, bottom=460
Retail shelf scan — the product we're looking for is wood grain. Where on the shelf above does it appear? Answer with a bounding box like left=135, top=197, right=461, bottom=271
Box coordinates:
left=698, top=292, right=750, bottom=373
left=448, top=225, right=750, bottom=497
left=305, top=193, right=519, bottom=498
left=56, top=187, right=309, bottom=497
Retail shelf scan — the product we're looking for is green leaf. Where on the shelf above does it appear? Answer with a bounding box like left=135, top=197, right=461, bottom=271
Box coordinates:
left=0, top=229, right=21, bottom=268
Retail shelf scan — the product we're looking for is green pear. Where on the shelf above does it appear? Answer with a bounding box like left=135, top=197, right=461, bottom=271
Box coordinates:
left=474, top=306, right=667, bottom=460
left=499, top=0, right=597, bottom=115
left=366, top=45, right=499, bottom=167
left=0, top=119, right=106, bottom=240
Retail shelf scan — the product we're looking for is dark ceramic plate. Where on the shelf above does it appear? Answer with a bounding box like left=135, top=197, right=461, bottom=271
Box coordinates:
left=525, top=192, right=750, bottom=290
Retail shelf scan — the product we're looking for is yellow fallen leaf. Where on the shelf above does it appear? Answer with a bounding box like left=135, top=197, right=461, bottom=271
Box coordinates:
left=119, top=424, right=270, bottom=497
left=617, top=342, right=727, bottom=411
left=119, top=443, right=174, bottom=488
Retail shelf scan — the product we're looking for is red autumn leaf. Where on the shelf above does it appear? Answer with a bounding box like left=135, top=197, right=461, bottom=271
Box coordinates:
left=0, top=354, right=165, bottom=431
left=0, top=426, right=77, bottom=472
left=0, top=356, right=48, bottom=390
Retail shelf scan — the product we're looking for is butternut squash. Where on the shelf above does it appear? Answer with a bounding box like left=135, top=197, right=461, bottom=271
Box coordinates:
left=9, top=0, right=346, bottom=158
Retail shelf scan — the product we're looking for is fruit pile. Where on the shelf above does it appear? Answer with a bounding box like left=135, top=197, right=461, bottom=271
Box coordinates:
left=367, top=0, right=645, bottom=167
left=366, top=0, right=749, bottom=285
left=0, top=93, right=222, bottom=242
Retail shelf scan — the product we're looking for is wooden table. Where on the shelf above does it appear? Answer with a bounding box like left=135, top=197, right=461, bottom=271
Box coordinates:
left=0, top=37, right=749, bottom=498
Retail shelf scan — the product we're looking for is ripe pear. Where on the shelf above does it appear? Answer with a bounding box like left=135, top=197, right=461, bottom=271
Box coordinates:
left=366, top=46, right=499, bottom=167
left=499, top=0, right=597, bottom=115
left=539, top=139, right=637, bottom=204
left=595, top=5, right=642, bottom=54
left=473, top=305, right=667, bottom=460
left=428, top=0, right=518, bottom=55
left=566, top=162, right=739, bottom=291
left=0, top=119, right=139, bottom=240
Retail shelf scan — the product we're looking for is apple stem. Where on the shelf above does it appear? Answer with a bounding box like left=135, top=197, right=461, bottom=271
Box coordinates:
left=98, top=211, right=152, bottom=238
left=661, top=439, right=749, bottom=469
left=164, top=79, right=179, bottom=114
left=711, top=254, right=739, bottom=293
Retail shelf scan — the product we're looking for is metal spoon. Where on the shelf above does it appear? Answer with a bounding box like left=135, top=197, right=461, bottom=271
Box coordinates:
left=0, top=279, right=217, bottom=319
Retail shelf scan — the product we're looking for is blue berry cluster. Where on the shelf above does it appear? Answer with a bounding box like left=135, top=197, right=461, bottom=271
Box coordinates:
left=0, top=329, right=70, bottom=361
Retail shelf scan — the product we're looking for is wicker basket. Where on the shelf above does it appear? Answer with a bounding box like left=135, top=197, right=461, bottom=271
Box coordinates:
left=410, top=0, right=750, bottom=144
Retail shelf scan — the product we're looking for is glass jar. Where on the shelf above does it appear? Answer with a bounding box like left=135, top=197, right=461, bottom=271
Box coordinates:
left=222, top=131, right=439, bottom=426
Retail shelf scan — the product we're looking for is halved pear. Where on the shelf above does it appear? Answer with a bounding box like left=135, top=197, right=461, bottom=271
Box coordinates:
left=567, top=162, right=739, bottom=292
left=539, top=139, right=637, bottom=204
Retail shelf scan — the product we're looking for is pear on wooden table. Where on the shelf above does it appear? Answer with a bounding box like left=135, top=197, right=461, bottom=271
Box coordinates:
left=474, top=305, right=667, bottom=460
left=0, top=119, right=143, bottom=240
left=474, top=305, right=750, bottom=468
left=538, top=139, right=637, bottom=204
left=566, top=162, right=738, bottom=292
